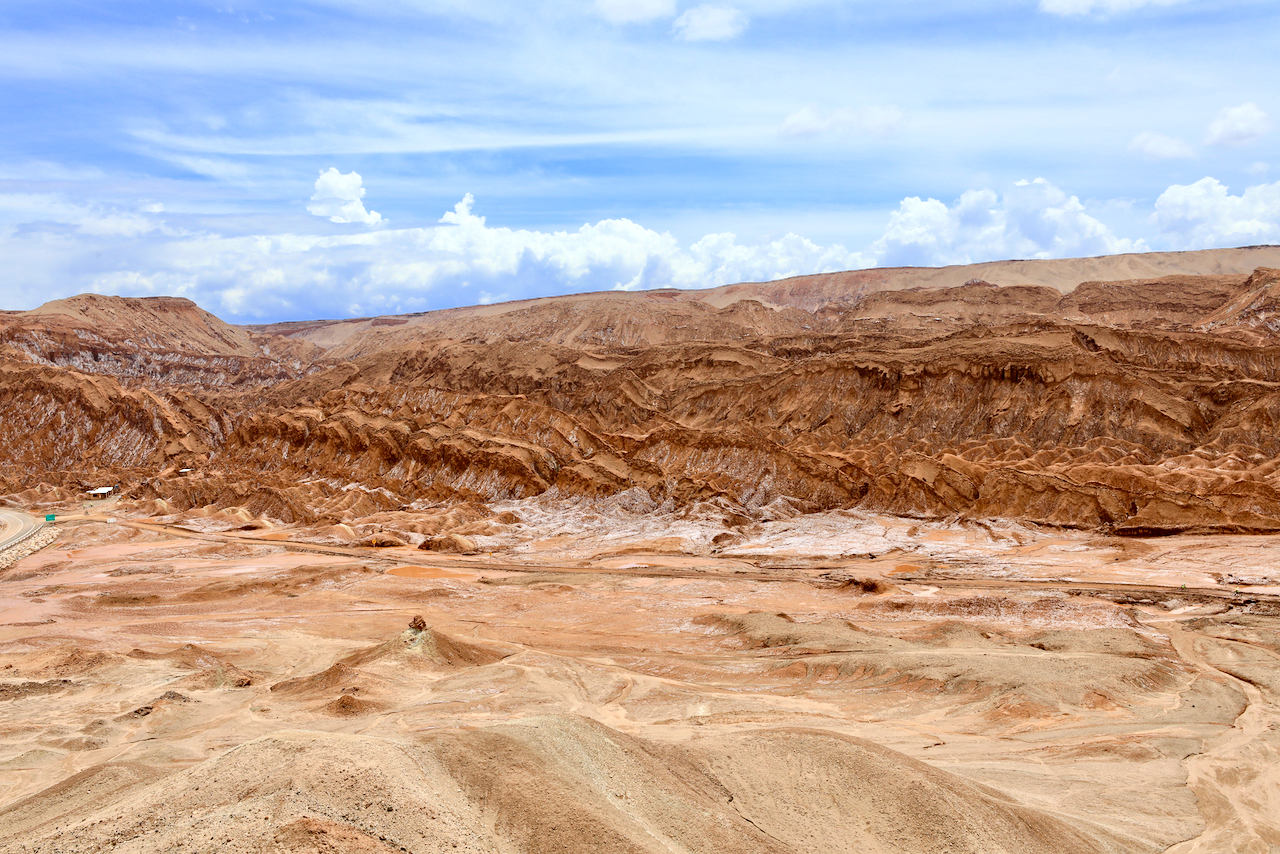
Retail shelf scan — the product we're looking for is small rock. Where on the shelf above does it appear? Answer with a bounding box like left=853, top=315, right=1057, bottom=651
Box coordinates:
left=417, top=534, right=477, bottom=554
left=360, top=533, right=407, bottom=548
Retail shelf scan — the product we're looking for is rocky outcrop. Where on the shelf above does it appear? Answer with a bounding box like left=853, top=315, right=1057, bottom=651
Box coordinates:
left=0, top=528, right=58, bottom=571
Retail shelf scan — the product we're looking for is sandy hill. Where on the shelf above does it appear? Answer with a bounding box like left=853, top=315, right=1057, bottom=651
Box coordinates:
left=249, top=245, right=1280, bottom=350
left=3, top=293, right=321, bottom=387
left=24, top=294, right=261, bottom=358
left=705, top=244, right=1280, bottom=310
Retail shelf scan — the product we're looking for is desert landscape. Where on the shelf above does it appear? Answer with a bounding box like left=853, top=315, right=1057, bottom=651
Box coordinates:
left=4, top=246, right=1280, bottom=852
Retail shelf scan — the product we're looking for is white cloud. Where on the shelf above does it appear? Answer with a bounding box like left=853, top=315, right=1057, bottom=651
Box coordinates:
left=868, top=178, right=1143, bottom=267
left=1038, top=0, right=1187, bottom=15
left=307, top=167, right=382, bottom=226
left=1246, top=162, right=1270, bottom=177
left=0, top=161, right=108, bottom=182
left=0, top=180, right=1150, bottom=321
left=16, top=178, right=1264, bottom=323
left=594, top=0, right=676, bottom=24
left=683, top=230, right=863, bottom=287
left=780, top=104, right=903, bottom=138
left=1128, top=131, right=1194, bottom=160
left=1206, top=103, right=1272, bottom=147
left=164, top=154, right=254, bottom=181
left=673, top=5, right=748, bottom=41
left=1153, top=177, right=1280, bottom=249
left=427, top=193, right=862, bottom=293
left=0, top=193, right=169, bottom=239
left=0, top=190, right=869, bottom=319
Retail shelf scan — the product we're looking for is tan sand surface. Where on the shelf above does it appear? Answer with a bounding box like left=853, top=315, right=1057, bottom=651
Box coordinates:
left=2, top=513, right=1278, bottom=852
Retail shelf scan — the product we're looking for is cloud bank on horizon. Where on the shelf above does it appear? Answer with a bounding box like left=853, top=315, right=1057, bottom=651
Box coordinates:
left=5, top=173, right=1277, bottom=321
left=0, top=0, right=1275, bottom=322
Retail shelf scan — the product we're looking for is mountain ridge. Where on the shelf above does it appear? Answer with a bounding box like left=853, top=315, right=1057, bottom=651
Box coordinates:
left=5, top=248, right=1280, bottom=538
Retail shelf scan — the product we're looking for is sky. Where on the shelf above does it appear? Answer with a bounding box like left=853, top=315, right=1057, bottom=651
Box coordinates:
left=0, top=0, right=1277, bottom=323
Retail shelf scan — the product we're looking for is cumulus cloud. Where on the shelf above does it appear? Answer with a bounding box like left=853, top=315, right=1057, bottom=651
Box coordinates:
left=307, top=167, right=382, bottom=226
left=1153, top=177, right=1280, bottom=249
left=428, top=193, right=863, bottom=293
left=868, top=178, right=1143, bottom=267
left=1039, top=0, right=1187, bottom=15
left=672, top=5, right=748, bottom=41
left=20, top=176, right=1278, bottom=323
left=1128, top=131, right=1194, bottom=160
left=0, top=190, right=872, bottom=319
left=1206, top=103, right=1272, bottom=147
left=780, top=104, right=904, bottom=138
left=594, top=0, right=676, bottom=24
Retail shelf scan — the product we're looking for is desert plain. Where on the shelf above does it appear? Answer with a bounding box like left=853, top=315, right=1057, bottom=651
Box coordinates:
left=3, top=247, right=1280, bottom=852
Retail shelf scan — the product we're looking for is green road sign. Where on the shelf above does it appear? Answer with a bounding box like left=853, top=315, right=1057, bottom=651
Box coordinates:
left=45, top=514, right=55, bottom=522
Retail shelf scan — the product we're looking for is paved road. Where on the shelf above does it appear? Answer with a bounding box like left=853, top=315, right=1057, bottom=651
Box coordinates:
left=0, top=507, right=42, bottom=552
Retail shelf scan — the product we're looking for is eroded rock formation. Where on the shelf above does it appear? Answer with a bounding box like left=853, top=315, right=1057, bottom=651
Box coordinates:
left=5, top=250, right=1280, bottom=536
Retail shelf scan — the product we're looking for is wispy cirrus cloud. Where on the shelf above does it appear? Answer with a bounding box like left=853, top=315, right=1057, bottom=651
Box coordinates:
left=1038, top=0, right=1188, bottom=15
left=1206, top=103, right=1272, bottom=147
left=673, top=5, right=749, bottom=41
left=780, top=104, right=904, bottom=138
left=594, top=0, right=677, bottom=25
left=1128, top=131, right=1195, bottom=160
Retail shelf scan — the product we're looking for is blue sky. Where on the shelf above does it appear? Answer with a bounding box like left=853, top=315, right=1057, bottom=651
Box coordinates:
left=0, top=0, right=1276, bottom=322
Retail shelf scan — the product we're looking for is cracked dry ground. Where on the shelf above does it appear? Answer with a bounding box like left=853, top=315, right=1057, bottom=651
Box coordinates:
left=2, top=518, right=1280, bottom=853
